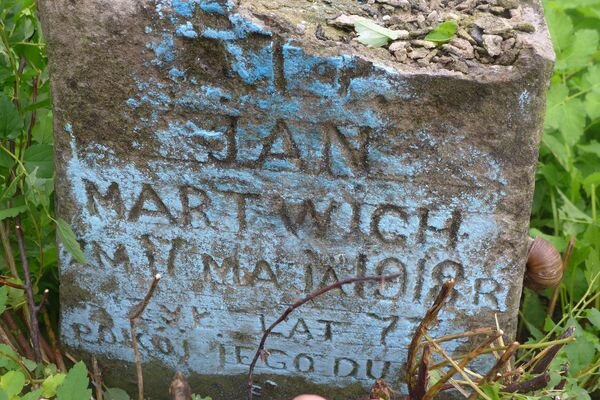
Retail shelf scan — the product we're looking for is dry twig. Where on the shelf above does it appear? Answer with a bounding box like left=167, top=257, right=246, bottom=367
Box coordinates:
left=531, top=327, right=575, bottom=374
left=423, top=335, right=491, bottom=400
left=0, top=276, right=25, bottom=290
left=247, top=273, right=403, bottom=400
left=412, top=344, right=430, bottom=399
left=42, top=308, right=67, bottom=371
left=406, top=279, right=455, bottom=394
left=14, top=216, right=41, bottom=362
left=2, top=312, right=34, bottom=360
left=423, top=330, right=503, bottom=399
left=502, top=372, right=550, bottom=393
left=92, top=356, right=103, bottom=400
left=129, top=273, right=161, bottom=400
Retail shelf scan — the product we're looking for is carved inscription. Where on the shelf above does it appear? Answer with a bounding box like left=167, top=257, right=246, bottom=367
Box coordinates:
left=57, top=2, right=517, bottom=389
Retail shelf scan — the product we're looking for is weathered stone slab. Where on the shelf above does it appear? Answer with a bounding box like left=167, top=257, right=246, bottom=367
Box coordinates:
left=39, top=0, right=554, bottom=398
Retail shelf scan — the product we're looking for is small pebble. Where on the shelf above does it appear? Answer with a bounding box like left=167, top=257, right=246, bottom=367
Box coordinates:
left=394, top=48, right=409, bottom=62
left=501, top=37, right=516, bottom=51
left=490, top=6, right=507, bottom=15
left=408, top=47, right=430, bottom=59
left=469, top=26, right=484, bottom=43
left=513, top=23, right=536, bottom=33
left=498, top=0, right=519, bottom=9
left=411, top=39, right=437, bottom=49
left=474, top=14, right=513, bottom=35
left=449, top=58, right=470, bottom=73
left=509, top=8, right=522, bottom=19
left=482, top=34, right=503, bottom=56
left=426, top=10, right=440, bottom=24
left=456, top=0, right=476, bottom=11
left=327, top=14, right=365, bottom=29
left=389, top=40, right=409, bottom=52
left=458, top=28, right=477, bottom=44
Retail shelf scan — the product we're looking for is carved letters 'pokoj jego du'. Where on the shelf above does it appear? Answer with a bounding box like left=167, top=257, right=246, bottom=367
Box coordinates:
left=39, top=0, right=554, bottom=397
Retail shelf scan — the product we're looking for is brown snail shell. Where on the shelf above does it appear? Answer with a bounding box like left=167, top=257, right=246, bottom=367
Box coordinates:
left=524, top=237, right=563, bottom=290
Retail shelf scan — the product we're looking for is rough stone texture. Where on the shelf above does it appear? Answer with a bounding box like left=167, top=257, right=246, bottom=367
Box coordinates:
left=38, top=0, right=554, bottom=398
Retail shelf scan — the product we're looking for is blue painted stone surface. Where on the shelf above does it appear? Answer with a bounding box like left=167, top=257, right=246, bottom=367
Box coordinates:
left=38, top=0, right=554, bottom=394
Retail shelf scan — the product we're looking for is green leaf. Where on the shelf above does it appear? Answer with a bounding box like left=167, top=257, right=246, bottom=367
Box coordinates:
left=355, top=20, right=402, bottom=47
left=22, top=358, right=36, bottom=372
left=545, top=84, right=586, bottom=146
left=55, top=218, right=86, bottom=264
left=529, top=229, right=567, bottom=250
left=578, top=140, right=600, bottom=157
left=554, top=0, right=600, bottom=8
left=520, top=289, right=546, bottom=338
left=583, top=172, right=600, bottom=187
left=544, top=315, right=556, bottom=332
left=0, top=370, right=25, bottom=397
left=13, top=43, right=45, bottom=71
left=0, top=345, right=20, bottom=371
left=542, top=134, right=569, bottom=170
left=0, top=153, right=13, bottom=171
left=481, top=383, right=501, bottom=400
left=425, top=20, right=458, bottom=43
left=585, top=92, right=600, bottom=120
left=356, top=30, right=390, bottom=48
left=22, top=388, right=43, bottom=400
left=42, top=373, right=66, bottom=398
left=0, top=287, right=7, bottom=315
left=0, top=95, right=22, bottom=140
left=557, top=189, right=593, bottom=223
left=564, top=321, right=596, bottom=373
left=0, top=174, right=21, bottom=202
left=56, top=362, right=91, bottom=400
left=105, top=387, right=131, bottom=400
left=0, top=205, right=27, bottom=221
left=24, top=168, right=53, bottom=208
left=6, top=281, right=25, bottom=311
left=9, top=16, right=34, bottom=43
left=31, top=110, right=53, bottom=145
left=587, top=308, right=600, bottom=330
left=24, top=98, right=51, bottom=112
left=545, top=8, right=573, bottom=53
left=556, top=29, right=599, bottom=70
left=24, top=143, right=53, bottom=179
left=583, top=65, right=600, bottom=93
left=584, top=249, right=600, bottom=288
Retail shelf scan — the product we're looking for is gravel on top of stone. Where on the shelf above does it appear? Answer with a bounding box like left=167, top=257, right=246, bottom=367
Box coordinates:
left=322, top=0, right=538, bottom=74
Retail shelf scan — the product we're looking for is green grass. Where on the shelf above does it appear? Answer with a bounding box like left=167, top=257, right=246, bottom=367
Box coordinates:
left=519, top=0, right=600, bottom=396
left=0, top=0, right=599, bottom=398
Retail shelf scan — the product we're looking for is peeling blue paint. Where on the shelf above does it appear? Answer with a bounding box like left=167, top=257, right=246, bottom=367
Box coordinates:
left=168, top=67, right=186, bottom=80
left=176, top=21, right=198, bottom=38
left=126, top=98, right=141, bottom=108
left=61, top=0, right=521, bottom=391
left=172, top=0, right=195, bottom=17
left=200, top=1, right=226, bottom=15
left=226, top=42, right=274, bottom=85
left=149, top=33, right=175, bottom=66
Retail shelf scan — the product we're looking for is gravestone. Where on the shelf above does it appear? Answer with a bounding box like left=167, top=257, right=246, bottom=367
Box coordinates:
left=39, top=0, right=554, bottom=398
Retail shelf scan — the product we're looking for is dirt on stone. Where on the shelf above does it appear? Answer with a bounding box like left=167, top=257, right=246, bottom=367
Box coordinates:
left=324, top=0, right=535, bottom=73
left=242, top=0, right=548, bottom=74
